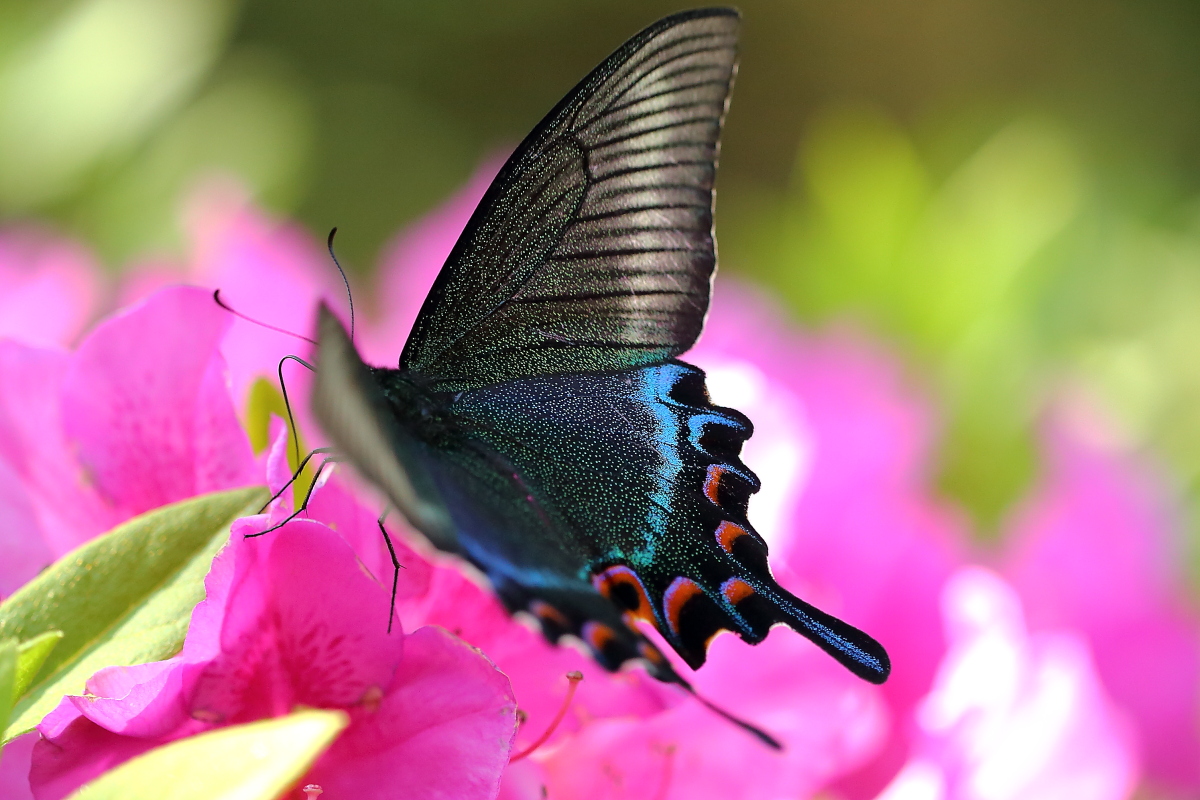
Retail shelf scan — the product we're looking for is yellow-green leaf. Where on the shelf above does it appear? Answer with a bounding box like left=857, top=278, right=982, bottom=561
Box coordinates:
left=66, top=709, right=348, bottom=800
left=0, top=639, right=15, bottom=735
left=14, top=630, right=63, bottom=699
left=0, top=486, right=267, bottom=743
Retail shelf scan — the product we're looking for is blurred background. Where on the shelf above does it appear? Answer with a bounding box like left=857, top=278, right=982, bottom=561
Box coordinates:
left=2, top=0, right=1200, bottom=570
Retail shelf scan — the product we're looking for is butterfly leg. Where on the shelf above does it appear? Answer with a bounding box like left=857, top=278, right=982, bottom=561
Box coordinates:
left=376, top=509, right=407, bottom=634
left=257, top=447, right=334, bottom=513
left=244, top=454, right=342, bottom=538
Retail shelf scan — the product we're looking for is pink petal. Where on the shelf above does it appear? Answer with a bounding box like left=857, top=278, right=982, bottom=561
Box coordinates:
left=308, top=625, right=517, bottom=800
left=0, top=733, right=36, bottom=800
left=181, top=178, right=339, bottom=405
left=1005, top=426, right=1200, bottom=791
left=61, top=286, right=249, bottom=516
left=69, top=660, right=190, bottom=739
left=191, top=521, right=403, bottom=722
left=875, top=567, right=1139, bottom=800
left=0, top=341, right=115, bottom=559
left=0, top=227, right=101, bottom=349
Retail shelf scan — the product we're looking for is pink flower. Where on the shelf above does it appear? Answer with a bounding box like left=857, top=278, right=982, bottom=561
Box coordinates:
left=1004, top=425, right=1200, bottom=795
left=0, top=285, right=257, bottom=597
left=3, top=163, right=1197, bottom=800
left=690, top=287, right=966, bottom=798
left=0, top=227, right=102, bottom=349
left=30, top=504, right=517, bottom=799
left=875, top=567, right=1138, bottom=800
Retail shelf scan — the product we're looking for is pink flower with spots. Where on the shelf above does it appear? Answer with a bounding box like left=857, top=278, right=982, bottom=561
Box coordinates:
left=30, top=513, right=517, bottom=800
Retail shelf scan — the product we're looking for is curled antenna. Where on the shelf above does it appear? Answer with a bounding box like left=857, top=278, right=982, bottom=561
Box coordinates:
left=213, top=290, right=317, bottom=345
left=327, top=227, right=354, bottom=342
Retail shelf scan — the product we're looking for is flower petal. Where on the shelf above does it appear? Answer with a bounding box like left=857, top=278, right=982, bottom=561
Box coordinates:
left=0, top=341, right=114, bottom=561
left=61, top=286, right=252, bottom=516
left=308, top=625, right=517, bottom=800
left=1005, top=426, right=1200, bottom=791
left=0, top=228, right=100, bottom=349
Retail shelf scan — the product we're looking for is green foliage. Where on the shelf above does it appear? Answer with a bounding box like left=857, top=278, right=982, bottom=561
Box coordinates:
left=0, top=631, right=62, bottom=746
left=0, top=486, right=267, bottom=743
left=0, top=639, right=15, bottom=736
left=12, top=630, right=64, bottom=699
left=748, top=107, right=1082, bottom=527
left=64, top=709, right=348, bottom=800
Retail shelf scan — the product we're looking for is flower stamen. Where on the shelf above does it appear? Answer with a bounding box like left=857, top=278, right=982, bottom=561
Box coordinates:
left=652, top=745, right=677, bottom=800
left=509, top=671, right=583, bottom=761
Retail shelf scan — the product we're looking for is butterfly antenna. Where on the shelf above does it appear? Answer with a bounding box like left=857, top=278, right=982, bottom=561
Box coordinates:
left=277, top=354, right=315, bottom=467
left=213, top=290, right=317, bottom=345
left=326, top=228, right=355, bottom=342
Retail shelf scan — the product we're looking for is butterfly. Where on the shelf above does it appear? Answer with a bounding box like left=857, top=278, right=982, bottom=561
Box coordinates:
left=309, top=7, right=889, bottom=744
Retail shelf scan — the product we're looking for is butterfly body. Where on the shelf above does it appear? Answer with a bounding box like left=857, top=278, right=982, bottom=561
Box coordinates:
left=312, top=7, right=890, bottom=709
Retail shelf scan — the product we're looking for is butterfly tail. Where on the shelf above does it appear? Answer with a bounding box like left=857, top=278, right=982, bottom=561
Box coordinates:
left=767, top=588, right=891, bottom=684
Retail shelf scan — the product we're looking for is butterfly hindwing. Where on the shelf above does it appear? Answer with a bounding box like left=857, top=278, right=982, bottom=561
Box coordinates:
left=399, top=8, right=739, bottom=392
left=442, top=361, right=889, bottom=683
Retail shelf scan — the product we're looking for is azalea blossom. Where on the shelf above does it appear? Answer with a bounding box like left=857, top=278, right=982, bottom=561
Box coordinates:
left=1004, top=425, right=1200, bottom=794
left=30, top=480, right=517, bottom=799
left=0, top=284, right=258, bottom=598
left=875, top=567, right=1138, bottom=800
left=0, top=164, right=1197, bottom=798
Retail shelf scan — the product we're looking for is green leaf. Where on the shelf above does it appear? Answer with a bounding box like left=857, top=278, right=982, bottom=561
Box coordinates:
left=65, top=708, right=348, bottom=800
left=0, top=486, right=267, bottom=743
left=0, top=632, right=58, bottom=742
left=14, top=630, right=63, bottom=699
left=0, top=639, right=16, bottom=736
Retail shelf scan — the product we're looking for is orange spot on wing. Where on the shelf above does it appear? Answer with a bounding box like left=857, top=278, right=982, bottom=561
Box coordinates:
left=582, top=621, right=617, bottom=654
left=529, top=600, right=570, bottom=629
left=662, top=577, right=704, bottom=638
left=638, top=641, right=667, bottom=665
left=721, top=577, right=755, bottom=605
left=703, top=464, right=725, bottom=505
left=592, top=565, right=655, bottom=623
left=716, top=520, right=749, bottom=554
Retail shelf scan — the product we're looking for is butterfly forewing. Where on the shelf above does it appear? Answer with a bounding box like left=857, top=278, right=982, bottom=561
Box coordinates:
left=399, top=9, right=739, bottom=392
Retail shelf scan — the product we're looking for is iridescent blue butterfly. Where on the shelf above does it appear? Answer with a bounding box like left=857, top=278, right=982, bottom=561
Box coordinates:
left=309, top=7, right=889, bottom=745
